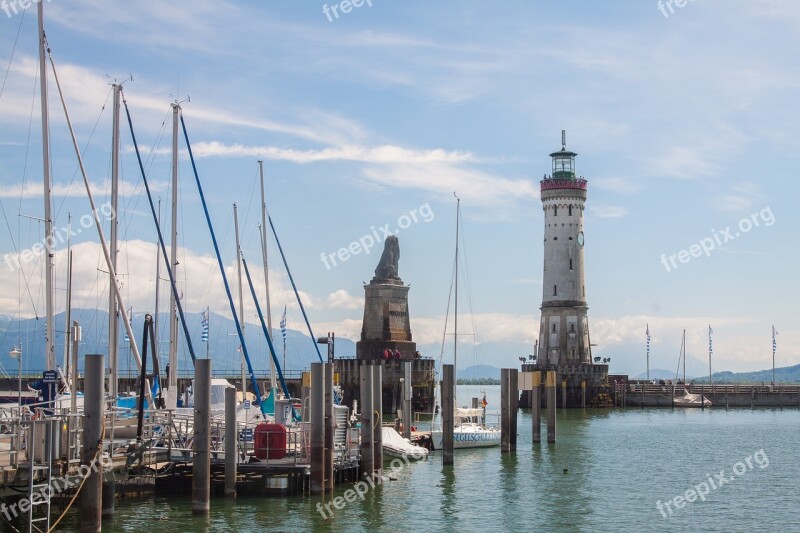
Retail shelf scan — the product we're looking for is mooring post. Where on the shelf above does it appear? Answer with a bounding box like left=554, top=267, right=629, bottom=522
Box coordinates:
left=310, top=362, right=325, bottom=495
left=324, top=362, right=335, bottom=493
left=509, top=369, right=518, bottom=451
left=532, top=371, right=541, bottom=444
left=501, top=369, right=510, bottom=453
left=192, top=358, right=211, bottom=515
left=359, top=361, right=374, bottom=479
left=225, top=386, right=237, bottom=497
left=561, top=379, right=567, bottom=409
left=546, top=370, right=556, bottom=443
left=372, top=363, right=383, bottom=477
left=403, top=361, right=412, bottom=440
left=81, top=353, right=103, bottom=532
left=442, top=364, right=454, bottom=465
left=701, top=385, right=705, bottom=411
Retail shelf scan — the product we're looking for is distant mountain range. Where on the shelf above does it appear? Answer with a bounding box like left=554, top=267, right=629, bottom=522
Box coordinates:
left=0, top=309, right=354, bottom=375
left=694, top=364, right=800, bottom=384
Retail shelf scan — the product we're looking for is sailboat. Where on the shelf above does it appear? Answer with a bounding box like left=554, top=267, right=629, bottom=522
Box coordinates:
left=431, top=196, right=501, bottom=450
left=672, top=329, right=711, bottom=408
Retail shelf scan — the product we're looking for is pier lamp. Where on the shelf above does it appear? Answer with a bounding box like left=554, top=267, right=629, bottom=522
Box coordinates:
left=9, top=344, right=22, bottom=406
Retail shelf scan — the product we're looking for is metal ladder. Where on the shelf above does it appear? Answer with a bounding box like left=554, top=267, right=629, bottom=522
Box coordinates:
left=26, top=419, right=54, bottom=533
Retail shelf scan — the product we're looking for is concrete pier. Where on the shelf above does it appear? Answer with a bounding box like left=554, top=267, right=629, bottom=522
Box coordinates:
left=325, top=363, right=335, bottom=493
left=359, top=361, right=374, bottom=478
left=310, top=362, right=325, bottom=495
left=501, top=369, right=518, bottom=453
left=192, top=359, right=211, bottom=515
left=225, top=387, right=237, bottom=497
left=546, top=370, right=556, bottom=443
left=442, top=364, right=454, bottom=465
left=402, top=361, right=412, bottom=439
left=81, top=353, right=103, bottom=532
left=372, top=364, right=383, bottom=476
left=532, top=371, right=541, bottom=444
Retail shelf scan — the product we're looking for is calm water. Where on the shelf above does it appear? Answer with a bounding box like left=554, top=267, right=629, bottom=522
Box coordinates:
left=54, top=386, right=800, bottom=532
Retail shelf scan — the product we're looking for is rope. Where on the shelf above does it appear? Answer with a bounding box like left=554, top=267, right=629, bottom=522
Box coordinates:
left=48, top=416, right=106, bottom=532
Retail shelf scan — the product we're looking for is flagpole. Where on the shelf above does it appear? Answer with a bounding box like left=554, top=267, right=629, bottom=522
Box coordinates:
left=646, top=324, right=650, bottom=382
left=772, top=326, right=776, bottom=386
left=708, top=325, right=712, bottom=389
left=206, top=307, right=210, bottom=359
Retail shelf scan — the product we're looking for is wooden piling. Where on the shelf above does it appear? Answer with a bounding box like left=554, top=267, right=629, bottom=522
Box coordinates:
left=442, top=364, right=454, bottom=465
left=224, top=386, right=237, bottom=497
left=546, top=370, right=556, bottom=443
left=532, top=371, right=541, bottom=444
left=372, top=363, right=383, bottom=476
left=561, top=379, right=567, bottom=409
left=359, top=361, right=374, bottom=478
left=403, top=362, right=412, bottom=440
left=81, top=354, right=103, bottom=532
left=192, top=358, right=211, bottom=515
left=310, top=362, right=325, bottom=495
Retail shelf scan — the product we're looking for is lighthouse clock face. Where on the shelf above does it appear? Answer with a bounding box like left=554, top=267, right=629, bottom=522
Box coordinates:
left=577, top=231, right=585, bottom=247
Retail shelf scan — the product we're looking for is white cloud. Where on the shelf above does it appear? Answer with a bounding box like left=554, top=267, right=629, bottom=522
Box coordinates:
left=324, top=289, right=361, bottom=310
left=589, top=205, right=627, bottom=219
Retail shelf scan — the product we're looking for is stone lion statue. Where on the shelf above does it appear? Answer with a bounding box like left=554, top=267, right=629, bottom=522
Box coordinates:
left=374, top=235, right=400, bottom=280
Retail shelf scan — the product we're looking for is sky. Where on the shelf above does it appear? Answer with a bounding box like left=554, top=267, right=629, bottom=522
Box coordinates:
left=0, top=0, right=797, bottom=377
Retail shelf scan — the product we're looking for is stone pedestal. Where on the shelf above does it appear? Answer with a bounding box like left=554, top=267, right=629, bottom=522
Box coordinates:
left=356, top=279, right=416, bottom=361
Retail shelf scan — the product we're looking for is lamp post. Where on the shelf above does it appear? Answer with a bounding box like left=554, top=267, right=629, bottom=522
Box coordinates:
left=9, top=344, right=22, bottom=407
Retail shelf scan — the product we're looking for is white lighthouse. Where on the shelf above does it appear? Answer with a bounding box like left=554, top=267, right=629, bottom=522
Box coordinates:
left=537, top=131, right=592, bottom=369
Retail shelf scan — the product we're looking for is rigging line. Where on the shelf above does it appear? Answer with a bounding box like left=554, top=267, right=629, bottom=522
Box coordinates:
left=120, top=91, right=196, bottom=365
left=267, top=214, right=323, bottom=363
left=54, top=86, right=113, bottom=220
left=438, top=244, right=458, bottom=364
left=6, top=64, right=41, bottom=318
left=0, top=7, right=25, bottom=100
left=180, top=113, right=264, bottom=412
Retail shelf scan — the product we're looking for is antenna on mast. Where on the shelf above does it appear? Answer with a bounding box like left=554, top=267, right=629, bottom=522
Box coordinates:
left=562, top=129, right=566, bottom=150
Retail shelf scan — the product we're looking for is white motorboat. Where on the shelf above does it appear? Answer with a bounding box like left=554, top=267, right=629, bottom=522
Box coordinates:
left=430, top=408, right=501, bottom=450
left=382, top=426, right=429, bottom=459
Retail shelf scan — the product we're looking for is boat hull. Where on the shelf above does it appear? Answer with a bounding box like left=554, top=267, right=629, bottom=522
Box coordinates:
left=430, top=426, right=501, bottom=450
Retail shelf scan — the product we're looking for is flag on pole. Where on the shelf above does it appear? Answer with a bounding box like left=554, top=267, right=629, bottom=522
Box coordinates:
left=280, top=305, right=287, bottom=341
left=772, top=325, right=778, bottom=355
left=201, top=307, right=209, bottom=343
left=646, top=324, right=650, bottom=355
left=708, top=325, right=713, bottom=355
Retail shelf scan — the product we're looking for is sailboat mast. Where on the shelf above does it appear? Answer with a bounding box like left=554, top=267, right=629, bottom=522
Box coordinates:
left=63, top=214, right=72, bottom=379
left=258, top=160, right=277, bottom=389
left=108, top=83, right=121, bottom=398
left=154, top=199, right=161, bottom=370
left=234, top=204, right=246, bottom=400
left=682, top=329, right=686, bottom=386
left=37, top=2, right=56, bottom=372
left=454, top=196, right=460, bottom=387
left=168, top=103, right=180, bottom=407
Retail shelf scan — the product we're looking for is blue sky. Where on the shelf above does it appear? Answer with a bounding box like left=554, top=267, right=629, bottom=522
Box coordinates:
left=0, top=0, right=797, bottom=376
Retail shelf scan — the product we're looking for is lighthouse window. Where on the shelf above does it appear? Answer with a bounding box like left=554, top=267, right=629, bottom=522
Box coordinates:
left=570, top=323, right=575, bottom=333
left=569, top=259, right=573, bottom=270
left=568, top=205, right=573, bottom=216
left=552, top=323, right=557, bottom=333
left=553, top=285, right=557, bottom=296
left=554, top=206, right=558, bottom=216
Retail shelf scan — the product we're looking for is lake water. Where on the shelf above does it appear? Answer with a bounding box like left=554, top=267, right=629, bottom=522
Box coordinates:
left=54, top=385, right=800, bottom=532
